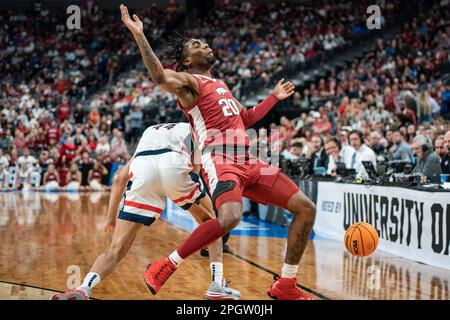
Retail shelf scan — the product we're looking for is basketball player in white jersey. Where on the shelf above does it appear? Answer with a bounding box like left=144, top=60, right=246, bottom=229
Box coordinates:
left=51, top=122, right=240, bottom=300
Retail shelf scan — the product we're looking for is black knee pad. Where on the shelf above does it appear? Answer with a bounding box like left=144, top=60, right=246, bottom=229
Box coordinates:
left=211, top=180, right=237, bottom=215
left=222, top=232, right=231, bottom=245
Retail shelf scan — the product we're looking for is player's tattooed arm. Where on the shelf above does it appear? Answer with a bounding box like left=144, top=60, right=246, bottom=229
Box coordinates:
left=136, top=34, right=166, bottom=83
left=120, top=4, right=198, bottom=106
left=120, top=4, right=166, bottom=82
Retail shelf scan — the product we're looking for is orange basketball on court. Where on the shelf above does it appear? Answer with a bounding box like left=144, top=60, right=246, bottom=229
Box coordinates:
left=344, top=222, right=379, bottom=257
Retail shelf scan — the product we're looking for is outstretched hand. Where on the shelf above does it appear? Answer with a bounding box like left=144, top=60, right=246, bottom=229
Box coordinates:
left=120, top=4, right=143, bottom=35
left=271, top=79, right=296, bottom=101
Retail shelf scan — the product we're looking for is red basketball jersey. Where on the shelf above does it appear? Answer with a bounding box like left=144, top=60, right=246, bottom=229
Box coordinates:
left=181, top=74, right=249, bottom=151
left=45, top=173, right=57, bottom=183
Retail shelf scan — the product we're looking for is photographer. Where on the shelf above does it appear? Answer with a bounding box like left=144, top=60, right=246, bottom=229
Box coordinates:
left=411, top=135, right=442, bottom=183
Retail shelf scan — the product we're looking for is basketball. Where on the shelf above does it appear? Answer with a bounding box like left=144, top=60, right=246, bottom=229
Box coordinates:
left=344, top=222, right=379, bottom=257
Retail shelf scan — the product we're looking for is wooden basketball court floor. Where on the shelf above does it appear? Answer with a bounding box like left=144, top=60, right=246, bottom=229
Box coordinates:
left=0, top=192, right=449, bottom=300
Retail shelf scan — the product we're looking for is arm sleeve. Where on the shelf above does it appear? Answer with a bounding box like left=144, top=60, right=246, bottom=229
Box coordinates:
left=239, top=94, right=279, bottom=128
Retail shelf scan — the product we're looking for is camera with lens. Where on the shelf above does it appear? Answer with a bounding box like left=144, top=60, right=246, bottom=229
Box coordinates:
left=281, top=158, right=311, bottom=180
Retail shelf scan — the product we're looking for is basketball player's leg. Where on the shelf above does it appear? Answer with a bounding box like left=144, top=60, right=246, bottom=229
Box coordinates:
left=50, top=219, right=144, bottom=301
left=170, top=175, right=243, bottom=261
left=187, top=196, right=223, bottom=265
left=51, top=157, right=163, bottom=300
left=273, top=189, right=316, bottom=300
left=144, top=173, right=244, bottom=295
left=159, top=167, right=229, bottom=269
left=283, top=190, right=316, bottom=265
left=149, top=165, right=240, bottom=299
left=79, top=161, right=140, bottom=296
left=186, top=195, right=239, bottom=299
left=248, top=171, right=316, bottom=264
left=89, top=219, right=143, bottom=279
left=74, top=219, right=144, bottom=298
left=244, top=168, right=316, bottom=300
left=213, top=179, right=245, bottom=232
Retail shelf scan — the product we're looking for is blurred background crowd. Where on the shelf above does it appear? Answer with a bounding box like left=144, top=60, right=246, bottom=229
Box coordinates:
left=0, top=0, right=449, bottom=192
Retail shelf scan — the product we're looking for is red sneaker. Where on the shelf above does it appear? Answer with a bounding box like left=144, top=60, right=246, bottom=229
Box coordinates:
left=50, top=289, right=89, bottom=300
left=267, top=276, right=316, bottom=300
left=143, top=257, right=176, bottom=295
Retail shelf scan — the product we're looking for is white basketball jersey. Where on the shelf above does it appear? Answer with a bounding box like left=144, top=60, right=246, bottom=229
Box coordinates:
left=134, top=123, right=193, bottom=156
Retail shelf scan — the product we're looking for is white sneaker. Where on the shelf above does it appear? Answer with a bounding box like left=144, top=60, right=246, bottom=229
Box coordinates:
left=50, top=288, right=90, bottom=300
left=205, top=279, right=241, bottom=300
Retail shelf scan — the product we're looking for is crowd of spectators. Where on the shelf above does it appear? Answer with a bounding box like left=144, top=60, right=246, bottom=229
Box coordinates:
left=0, top=2, right=183, bottom=190
left=192, top=0, right=398, bottom=100
left=269, top=1, right=450, bottom=183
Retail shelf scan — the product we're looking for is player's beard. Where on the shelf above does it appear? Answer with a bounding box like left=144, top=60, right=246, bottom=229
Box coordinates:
left=206, top=55, right=217, bottom=67
left=188, top=55, right=217, bottom=72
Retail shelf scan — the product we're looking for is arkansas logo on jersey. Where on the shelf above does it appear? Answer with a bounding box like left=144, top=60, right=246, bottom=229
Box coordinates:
left=215, top=87, right=228, bottom=95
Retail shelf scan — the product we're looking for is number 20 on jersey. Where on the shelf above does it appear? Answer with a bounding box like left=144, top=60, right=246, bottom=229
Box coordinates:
left=219, top=98, right=240, bottom=117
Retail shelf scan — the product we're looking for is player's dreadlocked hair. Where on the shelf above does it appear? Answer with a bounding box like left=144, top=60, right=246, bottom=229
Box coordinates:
left=160, top=31, right=190, bottom=72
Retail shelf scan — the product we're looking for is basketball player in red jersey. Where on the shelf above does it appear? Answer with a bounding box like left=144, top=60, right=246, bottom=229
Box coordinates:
left=120, top=5, right=317, bottom=300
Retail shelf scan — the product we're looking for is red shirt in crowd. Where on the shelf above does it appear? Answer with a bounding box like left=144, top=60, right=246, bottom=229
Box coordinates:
left=40, top=119, right=51, bottom=131
left=56, top=102, right=72, bottom=122
left=57, top=143, right=76, bottom=186
left=46, top=128, right=60, bottom=144
left=403, top=108, right=417, bottom=127
left=55, top=79, right=71, bottom=94
left=60, top=142, right=77, bottom=166
left=385, top=92, right=397, bottom=112
left=88, top=140, right=97, bottom=151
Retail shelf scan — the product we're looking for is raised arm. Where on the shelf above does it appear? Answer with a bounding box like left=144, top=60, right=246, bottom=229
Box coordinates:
left=235, top=79, right=295, bottom=128
left=120, top=4, right=198, bottom=108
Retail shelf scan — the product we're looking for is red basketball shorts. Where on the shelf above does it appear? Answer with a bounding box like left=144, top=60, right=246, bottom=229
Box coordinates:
left=200, top=152, right=300, bottom=211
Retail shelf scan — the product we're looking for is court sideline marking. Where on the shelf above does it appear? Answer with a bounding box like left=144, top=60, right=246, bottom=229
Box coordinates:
left=227, top=251, right=331, bottom=300
left=0, top=280, right=100, bottom=300
left=161, top=217, right=331, bottom=299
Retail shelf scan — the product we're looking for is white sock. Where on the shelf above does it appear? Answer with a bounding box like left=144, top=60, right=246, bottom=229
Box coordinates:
left=77, top=272, right=100, bottom=295
left=168, top=250, right=184, bottom=267
left=281, top=263, right=298, bottom=278
left=210, top=262, right=223, bottom=286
